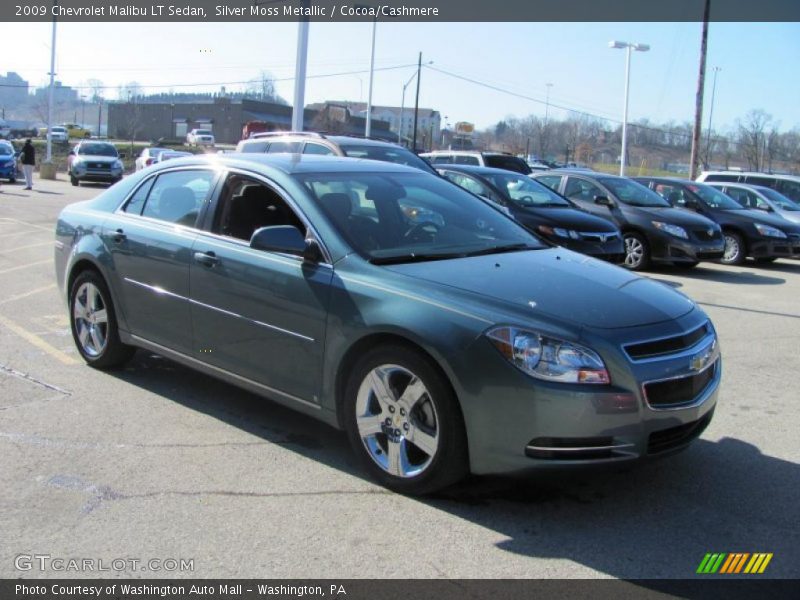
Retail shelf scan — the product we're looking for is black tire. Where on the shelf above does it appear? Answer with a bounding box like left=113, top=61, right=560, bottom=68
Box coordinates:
left=622, top=232, right=651, bottom=271
left=343, top=343, right=468, bottom=495
left=70, top=174, right=79, bottom=186
left=8, top=177, right=15, bottom=184
left=69, top=270, right=135, bottom=369
left=721, top=231, right=746, bottom=265
left=755, top=257, right=777, bottom=264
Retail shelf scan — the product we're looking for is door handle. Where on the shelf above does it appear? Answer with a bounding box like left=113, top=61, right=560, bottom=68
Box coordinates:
left=193, top=251, right=219, bottom=267
left=113, top=228, right=126, bottom=243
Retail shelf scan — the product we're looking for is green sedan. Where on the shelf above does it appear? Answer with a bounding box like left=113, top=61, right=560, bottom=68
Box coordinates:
left=55, top=154, right=720, bottom=494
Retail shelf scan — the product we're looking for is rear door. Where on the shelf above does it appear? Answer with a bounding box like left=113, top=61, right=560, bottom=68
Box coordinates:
left=189, top=170, right=333, bottom=405
left=104, top=168, right=219, bottom=353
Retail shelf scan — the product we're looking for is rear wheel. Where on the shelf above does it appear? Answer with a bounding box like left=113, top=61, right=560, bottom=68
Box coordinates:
left=69, top=270, right=135, bottom=368
left=721, top=231, right=746, bottom=265
left=623, top=232, right=651, bottom=271
left=344, top=344, right=468, bottom=495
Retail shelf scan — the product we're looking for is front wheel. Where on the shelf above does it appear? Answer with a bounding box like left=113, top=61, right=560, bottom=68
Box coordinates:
left=70, top=174, right=79, bottom=186
left=623, top=232, right=651, bottom=271
left=344, top=344, right=468, bottom=495
left=721, top=231, right=746, bottom=265
left=69, top=271, right=135, bottom=368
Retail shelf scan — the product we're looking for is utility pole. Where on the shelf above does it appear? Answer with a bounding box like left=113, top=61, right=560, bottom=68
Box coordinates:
left=97, top=100, right=102, bottom=138
left=412, top=52, right=422, bottom=152
left=704, top=66, right=721, bottom=169
left=689, top=0, right=711, bottom=180
left=365, top=16, right=377, bottom=138
left=46, top=0, right=58, bottom=163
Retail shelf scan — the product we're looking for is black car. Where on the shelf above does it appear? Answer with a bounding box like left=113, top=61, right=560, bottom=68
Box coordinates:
left=533, top=171, right=725, bottom=270
left=635, top=177, right=800, bottom=265
left=438, top=164, right=624, bottom=262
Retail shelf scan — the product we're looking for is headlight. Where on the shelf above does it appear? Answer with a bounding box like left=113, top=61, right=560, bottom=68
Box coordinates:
left=72, top=160, right=85, bottom=170
left=754, top=223, right=787, bottom=239
left=112, top=160, right=123, bottom=169
left=538, top=225, right=579, bottom=239
left=652, top=221, right=688, bottom=239
left=486, top=326, right=610, bottom=384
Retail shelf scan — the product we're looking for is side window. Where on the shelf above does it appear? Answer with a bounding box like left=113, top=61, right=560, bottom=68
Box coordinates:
left=776, top=179, right=800, bottom=202
left=303, top=143, right=336, bottom=156
left=215, top=174, right=305, bottom=244
left=454, top=155, right=480, bottom=165
left=654, top=183, right=685, bottom=206
left=240, top=141, right=270, bottom=153
left=564, top=177, right=603, bottom=202
left=267, top=141, right=302, bottom=153
left=443, top=171, right=492, bottom=198
left=536, top=175, right=561, bottom=191
left=141, top=170, right=216, bottom=227
left=704, top=173, right=737, bottom=183
left=743, top=176, right=774, bottom=188
left=123, top=177, right=155, bottom=215
left=430, top=155, right=452, bottom=164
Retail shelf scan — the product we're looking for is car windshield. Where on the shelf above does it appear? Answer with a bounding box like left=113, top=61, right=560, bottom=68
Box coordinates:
left=298, top=171, right=545, bottom=263
left=759, top=188, right=800, bottom=211
left=483, top=155, right=532, bottom=174
left=339, top=143, right=437, bottom=174
left=77, top=143, right=118, bottom=157
left=687, top=183, right=744, bottom=209
left=0, top=145, right=13, bottom=156
left=195, top=130, right=212, bottom=136
left=51, top=127, right=66, bottom=133
left=599, top=178, right=670, bottom=207
left=483, top=172, right=570, bottom=207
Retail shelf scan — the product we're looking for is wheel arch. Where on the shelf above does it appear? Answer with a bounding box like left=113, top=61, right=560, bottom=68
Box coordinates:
left=720, top=225, right=749, bottom=254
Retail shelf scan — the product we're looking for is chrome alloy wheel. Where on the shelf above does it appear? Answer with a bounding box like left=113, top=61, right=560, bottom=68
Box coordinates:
left=355, top=364, right=440, bottom=478
left=723, top=233, right=741, bottom=263
left=72, top=282, right=109, bottom=357
left=624, top=235, right=645, bottom=268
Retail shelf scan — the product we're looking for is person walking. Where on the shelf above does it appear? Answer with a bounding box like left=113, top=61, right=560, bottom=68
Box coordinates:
left=20, top=139, right=35, bottom=190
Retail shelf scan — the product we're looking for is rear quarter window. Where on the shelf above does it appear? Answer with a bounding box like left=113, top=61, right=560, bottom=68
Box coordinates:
left=238, top=141, right=270, bottom=153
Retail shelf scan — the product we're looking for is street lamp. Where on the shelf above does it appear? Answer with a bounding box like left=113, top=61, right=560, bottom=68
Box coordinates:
left=365, top=16, right=377, bottom=137
left=704, top=66, right=721, bottom=169
left=398, top=61, right=432, bottom=145
left=609, top=40, right=650, bottom=176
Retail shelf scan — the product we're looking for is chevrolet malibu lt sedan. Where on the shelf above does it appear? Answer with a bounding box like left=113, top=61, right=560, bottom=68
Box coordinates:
left=55, top=154, right=721, bottom=494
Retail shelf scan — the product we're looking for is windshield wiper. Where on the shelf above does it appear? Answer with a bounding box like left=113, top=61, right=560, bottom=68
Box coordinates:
left=462, top=243, right=537, bottom=257
left=369, top=252, right=464, bottom=265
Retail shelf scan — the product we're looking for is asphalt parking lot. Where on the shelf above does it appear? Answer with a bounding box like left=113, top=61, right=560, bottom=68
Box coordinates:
left=1, top=176, right=798, bottom=580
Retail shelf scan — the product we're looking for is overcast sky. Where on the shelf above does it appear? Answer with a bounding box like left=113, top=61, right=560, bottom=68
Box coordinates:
left=3, top=21, right=798, bottom=132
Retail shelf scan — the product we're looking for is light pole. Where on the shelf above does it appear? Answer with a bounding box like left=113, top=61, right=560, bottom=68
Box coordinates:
left=291, top=6, right=310, bottom=131
left=365, top=17, right=377, bottom=137
left=609, top=40, right=649, bottom=176
left=704, top=66, right=721, bottom=169
left=46, top=0, right=59, bottom=163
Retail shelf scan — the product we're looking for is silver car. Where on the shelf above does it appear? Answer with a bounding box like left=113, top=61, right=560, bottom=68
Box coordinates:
left=708, top=183, right=800, bottom=225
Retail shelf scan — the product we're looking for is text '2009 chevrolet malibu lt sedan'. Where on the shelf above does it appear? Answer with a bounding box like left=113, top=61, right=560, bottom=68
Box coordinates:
left=55, top=154, right=721, bottom=494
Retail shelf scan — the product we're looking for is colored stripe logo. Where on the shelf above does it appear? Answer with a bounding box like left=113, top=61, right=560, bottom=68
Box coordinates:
left=697, top=553, right=773, bottom=574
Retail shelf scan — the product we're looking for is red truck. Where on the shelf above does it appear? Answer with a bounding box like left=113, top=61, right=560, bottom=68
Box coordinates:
left=241, top=121, right=273, bottom=140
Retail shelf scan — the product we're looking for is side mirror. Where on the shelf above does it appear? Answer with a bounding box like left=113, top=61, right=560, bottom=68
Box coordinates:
left=250, top=225, right=321, bottom=263
left=594, top=195, right=614, bottom=207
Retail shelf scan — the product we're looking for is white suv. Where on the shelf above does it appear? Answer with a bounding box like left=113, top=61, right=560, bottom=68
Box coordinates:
left=421, top=151, right=533, bottom=175
left=697, top=170, right=800, bottom=204
left=186, top=129, right=215, bottom=147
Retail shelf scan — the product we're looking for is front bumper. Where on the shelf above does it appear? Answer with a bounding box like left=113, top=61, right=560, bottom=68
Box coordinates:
left=72, top=166, right=123, bottom=183
left=552, top=236, right=625, bottom=263
left=452, top=311, right=720, bottom=475
left=748, top=235, right=800, bottom=259
left=648, top=230, right=724, bottom=264
left=0, top=164, right=15, bottom=178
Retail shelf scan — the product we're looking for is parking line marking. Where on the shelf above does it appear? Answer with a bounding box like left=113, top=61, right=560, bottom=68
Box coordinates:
left=0, top=229, right=51, bottom=239
left=0, top=259, right=52, bottom=275
left=0, top=283, right=57, bottom=306
left=0, top=313, right=77, bottom=365
left=1, top=218, right=54, bottom=233
left=1, top=240, right=56, bottom=252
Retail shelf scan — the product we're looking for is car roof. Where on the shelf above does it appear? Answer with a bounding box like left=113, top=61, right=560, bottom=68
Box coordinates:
left=435, top=163, right=529, bottom=178
left=707, top=182, right=773, bottom=193
left=243, top=133, right=404, bottom=149
left=634, top=176, right=697, bottom=184
left=700, top=170, right=800, bottom=181
left=153, top=152, right=424, bottom=175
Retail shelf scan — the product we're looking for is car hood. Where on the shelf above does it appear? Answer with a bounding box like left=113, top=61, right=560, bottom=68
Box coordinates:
left=630, top=206, right=717, bottom=227
left=515, top=206, right=617, bottom=232
left=74, top=155, right=119, bottom=163
left=719, top=209, right=800, bottom=231
left=384, top=248, right=695, bottom=329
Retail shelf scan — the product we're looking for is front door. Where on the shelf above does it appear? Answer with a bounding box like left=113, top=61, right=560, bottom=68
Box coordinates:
left=189, top=171, right=333, bottom=405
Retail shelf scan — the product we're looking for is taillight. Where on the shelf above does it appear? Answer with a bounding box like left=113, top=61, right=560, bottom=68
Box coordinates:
left=145, top=158, right=153, bottom=166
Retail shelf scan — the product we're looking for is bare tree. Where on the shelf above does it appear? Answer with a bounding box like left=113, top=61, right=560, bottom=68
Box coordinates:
left=737, top=109, right=773, bottom=171
left=244, top=71, right=286, bottom=104
left=84, top=79, right=104, bottom=103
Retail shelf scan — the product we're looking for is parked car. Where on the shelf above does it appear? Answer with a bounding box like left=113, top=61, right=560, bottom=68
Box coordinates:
left=696, top=170, right=800, bottom=204
left=635, top=177, right=800, bottom=265
left=236, top=131, right=439, bottom=175
left=63, top=123, right=92, bottom=139
left=67, top=141, right=124, bottom=186
left=155, top=150, right=193, bottom=164
left=705, top=182, right=800, bottom=226
left=533, top=171, right=724, bottom=270
left=438, top=164, right=624, bottom=262
left=55, top=153, right=720, bottom=494
left=39, top=126, right=68, bottom=143
left=421, top=150, right=533, bottom=175
left=134, top=147, right=170, bottom=172
left=186, top=129, right=215, bottom=147
left=0, top=141, right=17, bottom=182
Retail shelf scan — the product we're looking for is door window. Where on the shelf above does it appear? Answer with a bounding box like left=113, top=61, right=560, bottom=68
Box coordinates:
left=564, top=177, right=603, bottom=202
left=140, top=170, right=216, bottom=227
left=441, top=171, right=493, bottom=198
left=123, top=177, right=156, bottom=215
left=267, top=141, right=302, bottom=153
left=214, top=174, right=305, bottom=243
left=454, top=155, right=480, bottom=165
left=536, top=175, right=562, bottom=191
left=303, top=142, right=336, bottom=155
left=654, top=183, right=686, bottom=206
